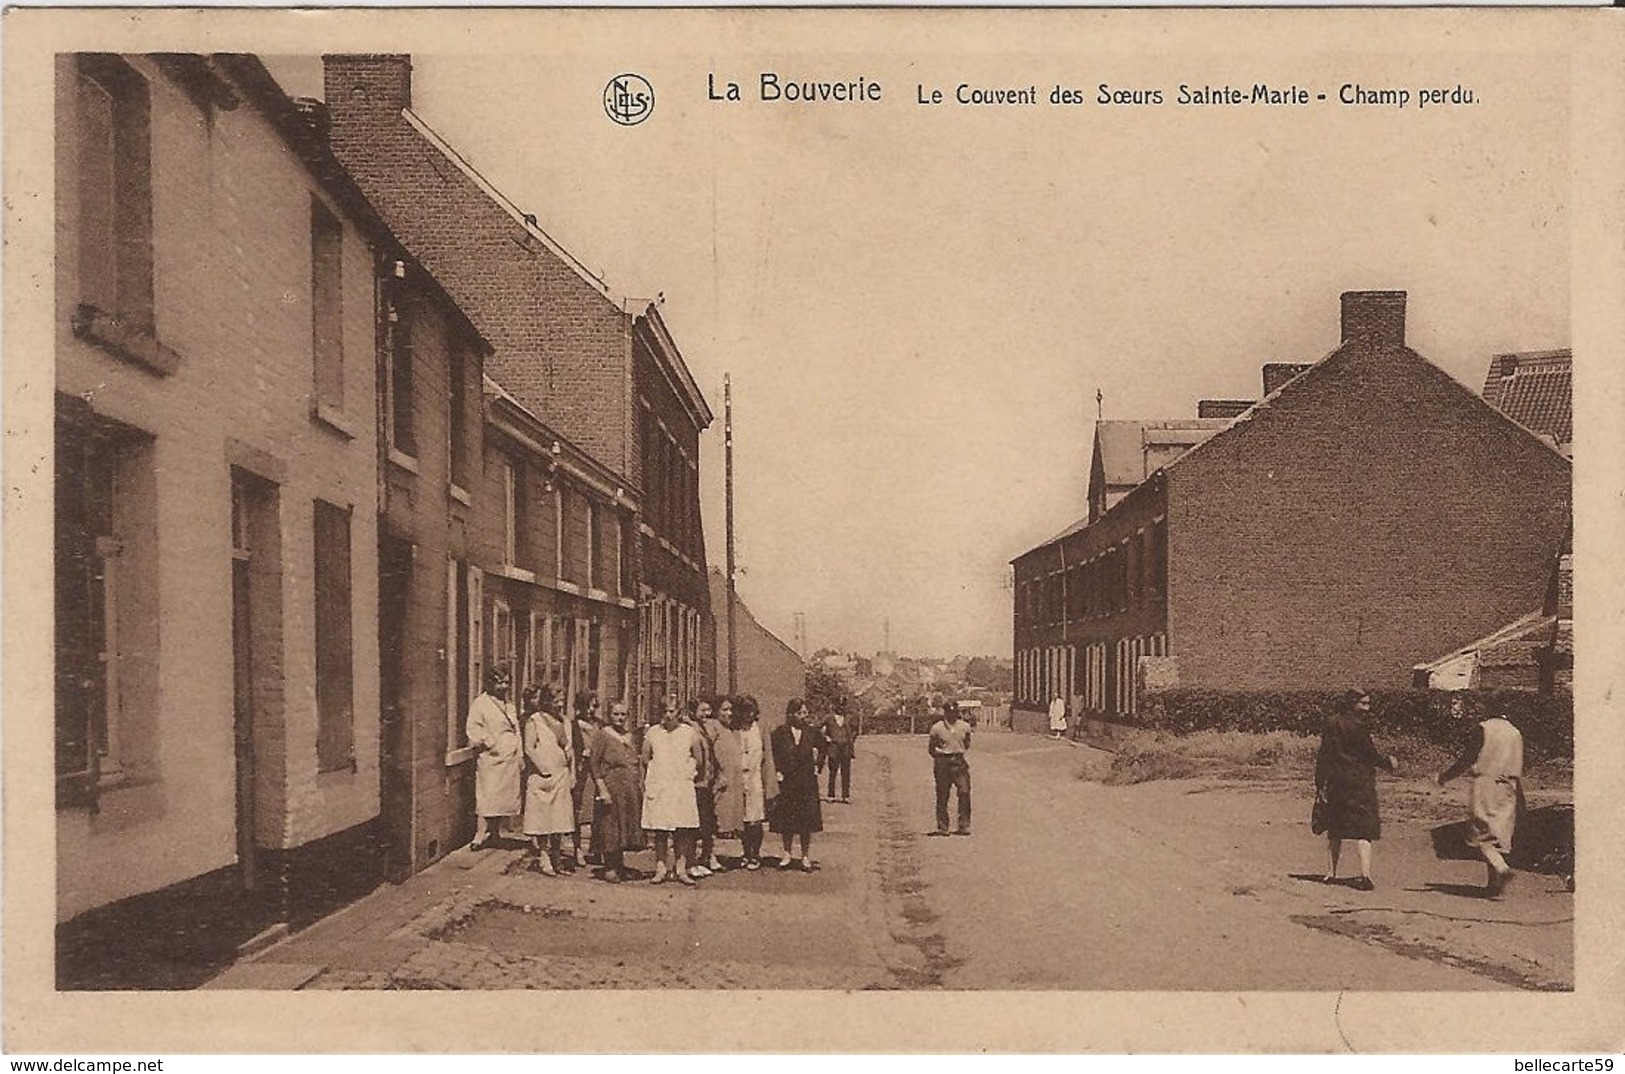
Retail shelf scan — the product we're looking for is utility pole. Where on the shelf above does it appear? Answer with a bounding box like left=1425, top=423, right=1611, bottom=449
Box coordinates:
left=1096, top=387, right=1103, bottom=421
left=725, top=374, right=738, bottom=695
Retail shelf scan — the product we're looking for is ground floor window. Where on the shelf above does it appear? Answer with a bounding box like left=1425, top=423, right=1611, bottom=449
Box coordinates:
left=55, top=398, right=157, bottom=806
left=445, top=558, right=482, bottom=755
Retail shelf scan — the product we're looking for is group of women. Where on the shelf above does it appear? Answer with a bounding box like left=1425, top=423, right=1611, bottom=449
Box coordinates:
left=466, top=663, right=830, bottom=886
left=1312, top=688, right=1528, bottom=896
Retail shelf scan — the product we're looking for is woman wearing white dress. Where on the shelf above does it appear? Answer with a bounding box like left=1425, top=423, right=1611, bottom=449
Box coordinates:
left=733, top=695, right=769, bottom=870
left=466, top=663, right=521, bottom=850
left=641, top=693, right=704, bottom=885
left=521, top=685, right=576, bottom=875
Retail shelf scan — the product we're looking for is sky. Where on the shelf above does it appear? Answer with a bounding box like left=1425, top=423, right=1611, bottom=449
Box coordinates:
left=268, top=23, right=1570, bottom=659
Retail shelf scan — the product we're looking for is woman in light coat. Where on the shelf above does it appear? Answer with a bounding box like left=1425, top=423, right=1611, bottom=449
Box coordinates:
left=522, top=684, right=576, bottom=875
left=733, top=695, right=769, bottom=870
left=704, top=697, right=745, bottom=871
left=466, top=663, right=521, bottom=850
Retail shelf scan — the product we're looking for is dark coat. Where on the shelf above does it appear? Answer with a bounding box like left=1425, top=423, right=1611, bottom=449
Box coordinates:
left=769, top=724, right=825, bottom=835
left=1314, top=711, right=1394, bottom=840
left=823, top=715, right=858, bottom=760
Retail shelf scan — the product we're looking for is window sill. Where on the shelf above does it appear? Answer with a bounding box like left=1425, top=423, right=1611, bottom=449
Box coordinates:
left=445, top=746, right=475, bottom=767
left=388, top=447, right=421, bottom=475
left=449, top=484, right=472, bottom=507
left=617, top=596, right=637, bottom=610
left=497, top=564, right=537, bottom=584
left=71, top=303, right=182, bottom=377
left=312, top=402, right=359, bottom=440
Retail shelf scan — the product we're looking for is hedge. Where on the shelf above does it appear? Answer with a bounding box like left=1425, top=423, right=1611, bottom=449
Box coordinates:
left=1136, top=688, right=1572, bottom=760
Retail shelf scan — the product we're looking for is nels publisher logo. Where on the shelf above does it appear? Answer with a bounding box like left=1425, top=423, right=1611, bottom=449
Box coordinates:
left=604, top=74, right=654, bottom=126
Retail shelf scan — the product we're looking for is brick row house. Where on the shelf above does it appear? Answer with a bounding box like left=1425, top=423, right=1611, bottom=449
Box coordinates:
left=321, top=53, right=714, bottom=870
left=53, top=50, right=715, bottom=986
left=1011, top=291, right=1572, bottom=719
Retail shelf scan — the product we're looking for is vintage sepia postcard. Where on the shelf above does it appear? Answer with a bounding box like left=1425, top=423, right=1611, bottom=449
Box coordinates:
left=4, top=5, right=1624, bottom=1055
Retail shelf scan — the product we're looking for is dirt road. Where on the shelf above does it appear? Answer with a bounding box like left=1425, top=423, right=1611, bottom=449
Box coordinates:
left=211, top=732, right=1571, bottom=997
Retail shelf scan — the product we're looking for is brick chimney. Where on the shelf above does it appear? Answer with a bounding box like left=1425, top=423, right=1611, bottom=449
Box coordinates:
left=322, top=54, right=413, bottom=114
left=1261, top=363, right=1313, bottom=397
left=1197, top=399, right=1254, bottom=419
left=1340, top=290, right=1406, bottom=349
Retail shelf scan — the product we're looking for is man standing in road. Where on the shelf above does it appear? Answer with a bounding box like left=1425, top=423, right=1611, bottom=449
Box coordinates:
left=928, top=701, right=973, bottom=836
left=824, top=708, right=858, bottom=802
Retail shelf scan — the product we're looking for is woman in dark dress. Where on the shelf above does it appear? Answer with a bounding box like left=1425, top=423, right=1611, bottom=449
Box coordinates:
left=1314, top=690, right=1398, bottom=891
left=768, top=698, right=825, bottom=871
left=586, top=699, right=644, bottom=883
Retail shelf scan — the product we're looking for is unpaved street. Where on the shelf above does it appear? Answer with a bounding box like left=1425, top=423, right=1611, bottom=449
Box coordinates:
left=211, top=732, right=1572, bottom=994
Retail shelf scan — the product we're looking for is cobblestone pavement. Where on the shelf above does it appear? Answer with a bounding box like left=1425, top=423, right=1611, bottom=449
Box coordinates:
left=210, top=753, right=908, bottom=990
left=207, top=731, right=1572, bottom=992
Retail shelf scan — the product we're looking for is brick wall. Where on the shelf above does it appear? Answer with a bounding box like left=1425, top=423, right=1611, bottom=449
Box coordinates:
left=324, top=55, right=633, bottom=476
left=1167, top=339, right=1571, bottom=691
left=56, top=56, right=381, bottom=920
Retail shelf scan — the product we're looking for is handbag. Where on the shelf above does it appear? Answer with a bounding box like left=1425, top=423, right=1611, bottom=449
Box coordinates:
left=1311, top=795, right=1330, bottom=835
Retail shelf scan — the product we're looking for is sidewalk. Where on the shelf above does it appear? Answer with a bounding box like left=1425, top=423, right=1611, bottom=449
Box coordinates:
left=204, top=779, right=898, bottom=991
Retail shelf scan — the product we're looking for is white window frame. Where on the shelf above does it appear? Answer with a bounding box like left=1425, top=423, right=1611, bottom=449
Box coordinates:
left=501, top=457, right=516, bottom=568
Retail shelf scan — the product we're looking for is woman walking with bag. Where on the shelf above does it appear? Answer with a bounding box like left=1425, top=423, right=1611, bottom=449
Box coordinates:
left=1313, top=690, right=1398, bottom=891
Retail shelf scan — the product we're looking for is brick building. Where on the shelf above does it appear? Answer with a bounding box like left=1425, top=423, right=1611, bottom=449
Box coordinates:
left=319, top=57, right=713, bottom=840
left=709, top=568, right=802, bottom=784
left=1011, top=291, right=1572, bottom=718
left=53, top=54, right=402, bottom=984
left=374, top=243, right=495, bottom=881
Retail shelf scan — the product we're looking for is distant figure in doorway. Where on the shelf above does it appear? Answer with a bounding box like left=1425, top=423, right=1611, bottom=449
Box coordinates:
left=466, top=663, right=521, bottom=850
left=770, top=698, right=825, bottom=871
left=1313, top=690, right=1397, bottom=891
left=521, top=684, right=575, bottom=876
left=1048, top=696, right=1068, bottom=739
left=733, top=695, right=770, bottom=870
left=824, top=708, right=858, bottom=802
left=642, top=693, right=703, bottom=885
left=928, top=701, right=974, bottom=836
left=587, top=700, right=644, bottom=883
left=1438, top=706, right=1525, bottom=897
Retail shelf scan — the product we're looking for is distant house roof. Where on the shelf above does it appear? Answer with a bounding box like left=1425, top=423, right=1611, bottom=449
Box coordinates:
left=1095, top=419, right=1231, bottom=489
left=1412, top=609, right=1557, bottom=690
left=1482, top=350, right=1571, bottom=446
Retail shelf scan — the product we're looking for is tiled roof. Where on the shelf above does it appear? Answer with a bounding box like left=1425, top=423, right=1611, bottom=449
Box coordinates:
left=1482, top=350, right=1571, bottom=444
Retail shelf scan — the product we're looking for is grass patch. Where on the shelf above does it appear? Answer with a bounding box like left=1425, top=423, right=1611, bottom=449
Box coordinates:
left=1077, top=725, right=1573, bottom=799
left=1080, top=729, right=1317, bottom=785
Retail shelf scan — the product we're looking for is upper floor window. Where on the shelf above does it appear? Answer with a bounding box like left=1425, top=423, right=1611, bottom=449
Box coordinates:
left=75, top=55, right=153, bottom=333
left=310, top=198, right=345, bottom=412
left=386, top=293, right=416, bottom=458
left=448, top=337, right=472, bottom=491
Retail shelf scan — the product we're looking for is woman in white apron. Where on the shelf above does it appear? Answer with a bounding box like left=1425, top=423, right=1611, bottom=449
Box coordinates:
left=733, top=695, right=769, bottom=870
left=522, top=685, right=576, bottom=875
left=641, top=693, right=703, bottom=885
